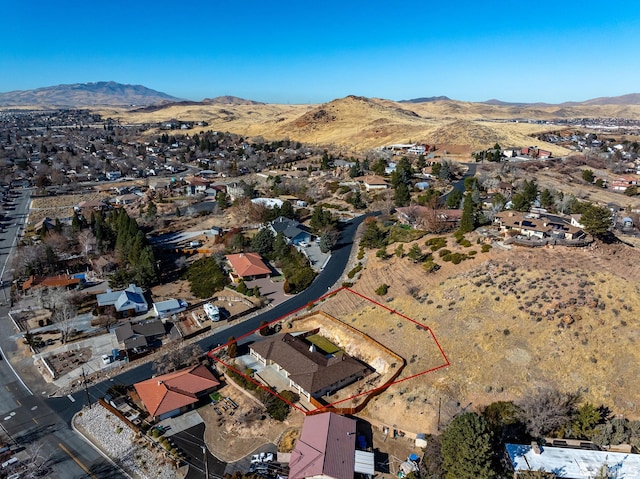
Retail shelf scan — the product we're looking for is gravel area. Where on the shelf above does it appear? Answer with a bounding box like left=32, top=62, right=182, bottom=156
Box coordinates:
left=74, top=404, right=177, bottom=479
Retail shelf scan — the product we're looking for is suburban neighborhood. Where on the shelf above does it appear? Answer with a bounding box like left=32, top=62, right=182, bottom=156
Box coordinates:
left=1, top=94, right=640, bottom=479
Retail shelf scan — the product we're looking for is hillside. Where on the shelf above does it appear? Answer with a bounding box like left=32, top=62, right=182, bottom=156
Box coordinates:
left=0, top=81, right=181, bottom=107
left=95, top=94, right=640, bottom=154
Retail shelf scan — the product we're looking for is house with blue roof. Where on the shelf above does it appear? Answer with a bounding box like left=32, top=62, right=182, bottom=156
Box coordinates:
left=97, top=284, right=149, bottom=317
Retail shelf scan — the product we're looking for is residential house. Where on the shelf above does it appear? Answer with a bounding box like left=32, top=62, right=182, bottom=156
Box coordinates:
left=355, top=175, right=389, bottom=191
left=494, top=211, right=586, bottom=240
left=289, top=412, right=357, bottom=479
left=97, top=284, right=149, bottom=317
left=115, top=193, right=140, bottom=206
left=153, top=299, right=188, bottom=318
left=22, top=274, right=80, bottom=292
left=226, top=252, right=271, bottom=282
left=249, top=333, right=371, bottom=400
left=252, top=198, right=284, bottom=209
left=106, top=171, right=122, bottom=181
left=610, top=176, right=638, bottom=192
left=134, top=364, right=220, bottom=421
left=184, top=176, right=211, bottom=196
left=506, top=442, right=640, bottom=479
left=269, top=216, right=311, bottom=245
left=114, top=320, right=166, bottom=353
left=395, top=206, right=461, bottom=230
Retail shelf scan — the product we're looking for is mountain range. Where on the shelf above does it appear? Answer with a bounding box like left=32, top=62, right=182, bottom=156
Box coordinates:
left=0, top=81, right=181, bottom=107
left=1, top=81, right=640, bottom=108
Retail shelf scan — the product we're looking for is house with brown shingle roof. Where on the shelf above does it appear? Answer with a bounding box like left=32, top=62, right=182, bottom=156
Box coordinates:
left=134, top=364, right=219, bottom=421
left=494, top=211, right=586, bottom=240
left=226, top=252, right=271, bottom=282
left=289, top=412, right=357, bottom=479
left=354, top=175, right=389, bottom=191
left=249, top=333, right=371, bottom=400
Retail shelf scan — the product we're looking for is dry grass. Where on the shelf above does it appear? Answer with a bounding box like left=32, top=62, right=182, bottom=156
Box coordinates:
left=88, top=96, right=640, bottom=153
left=315, top=234, right=640, bottom=436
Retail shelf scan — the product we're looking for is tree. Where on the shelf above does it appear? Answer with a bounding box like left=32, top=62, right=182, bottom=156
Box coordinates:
left=580, top=204, right=613, bottom=237
left=539, top=189, right=555, bottom=210
left=319, top=231, right=336, bottom=253
left=360, top=219, right=387, bottom=249
left=458, top=194, right=476, bottom=234
left=185, top=256, right=229, bottom=298
left=227, top=336, right=238, bottom=358
left=582, top=169, right=595, bottom=183
left=152, top=343, right=203, bottom=375
left=510, top=193, right=530, bottom=212
left=51, top=292, right=77, bottom=344
left=446, top=190, right=463, bottom=209
left=570, top=403, right=605, bottom=439
left=371, top=158, right=386, bottom=176
left=407, top=244, right=423, bottom=263
left=441, top=412, right=496, bottom=479
left=251, top=228, right=275, bottom=257
left=394, top=244, right=405, bottom=258
left=394, top=182, right=411, bottom=206
left=519, top=388, right=579, bottom=438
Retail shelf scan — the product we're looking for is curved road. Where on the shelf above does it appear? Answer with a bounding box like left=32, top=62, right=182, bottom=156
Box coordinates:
left=1, top=210, right=369, bottom=478
left=1, top=164, right=477, bottom=478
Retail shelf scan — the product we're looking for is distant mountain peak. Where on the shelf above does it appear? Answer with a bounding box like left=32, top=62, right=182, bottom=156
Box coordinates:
left=202, top=96, right=264, bottom=105
left=0, top=81, right=182, bottom=107
left=399, top=96, right=452, bottom=103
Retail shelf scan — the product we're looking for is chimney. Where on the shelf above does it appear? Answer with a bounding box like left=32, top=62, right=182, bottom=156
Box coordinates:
left=531, top=441, right=541, bottom=454
left=157, top=380, right=163, bottom=386
left=309, top=344, right=316, bottom=353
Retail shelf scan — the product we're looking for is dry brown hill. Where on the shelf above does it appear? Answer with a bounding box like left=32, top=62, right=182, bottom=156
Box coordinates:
left=99, top=95, right=640, bottom=154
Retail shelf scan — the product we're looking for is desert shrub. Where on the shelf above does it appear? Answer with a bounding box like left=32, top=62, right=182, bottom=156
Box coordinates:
left=357, top=248, right=365, bottom=260
left=423, top=259, right=439, bottom=273
left=347, top=263, right=363, bottom=279
left=481, top=244, right=492, bottom=253
left=468, top=250, right=477, bottom=255
left=450, top=253, right=464, bottom=264
left=426, top=237, right=447, bottom=251
left=439, top=248, right=452, bottom=257
left=375, top=284, right=389, bottom=296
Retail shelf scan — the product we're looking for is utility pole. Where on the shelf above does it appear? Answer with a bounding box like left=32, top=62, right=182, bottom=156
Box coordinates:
left=202, top=445, right=209, bottom=478
left=82, top=368, right=91, bottom=409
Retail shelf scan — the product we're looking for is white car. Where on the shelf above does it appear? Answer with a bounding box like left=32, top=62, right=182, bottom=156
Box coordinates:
left=250, top=452, right=274, bottom=464
left=101, top=354, right=112, bottom=365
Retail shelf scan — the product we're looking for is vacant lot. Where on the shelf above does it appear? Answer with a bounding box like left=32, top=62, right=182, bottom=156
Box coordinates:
left=317, top=234, right=640, bottom=436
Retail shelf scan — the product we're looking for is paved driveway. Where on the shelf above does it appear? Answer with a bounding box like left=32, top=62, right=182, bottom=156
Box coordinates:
left=244, top=277, right=289, bottom=307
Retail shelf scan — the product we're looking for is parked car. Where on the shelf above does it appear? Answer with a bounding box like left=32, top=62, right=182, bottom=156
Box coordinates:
left=101, top=354, right=112, bottom=365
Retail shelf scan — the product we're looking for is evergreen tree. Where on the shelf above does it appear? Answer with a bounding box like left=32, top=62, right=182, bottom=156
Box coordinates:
left=394, top=183, right=411, bottom=207
left=441, top=412, right=496, bottom=479
left=251, top=228, right=275, bottom=257
left=459, top=193, right=476, bottom=233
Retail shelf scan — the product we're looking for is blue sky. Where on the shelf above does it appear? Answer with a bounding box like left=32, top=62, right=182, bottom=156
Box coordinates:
left=2, top=0, right=639, bottom=104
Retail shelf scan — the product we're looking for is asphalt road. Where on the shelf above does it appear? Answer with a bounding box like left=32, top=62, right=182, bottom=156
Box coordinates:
left=0, top=188, right=126, bottom=478
left=0, top=164, right=477, bottom=478
left=0, top=207, right=368, bottom=478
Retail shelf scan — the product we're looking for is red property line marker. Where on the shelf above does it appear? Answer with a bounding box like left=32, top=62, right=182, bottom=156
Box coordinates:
left=208, top=286, right=450, bottom=414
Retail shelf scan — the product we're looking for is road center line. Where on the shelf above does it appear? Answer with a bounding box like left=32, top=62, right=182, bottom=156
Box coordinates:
left=58, top=442, right=99, bottom=479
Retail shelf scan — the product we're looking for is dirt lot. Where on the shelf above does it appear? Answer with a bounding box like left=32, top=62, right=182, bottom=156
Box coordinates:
left=315, top=232, right=640, bottom=436
left=201, top=383, right=304, bottom=462
left=28, top=191, right=111, bottom=225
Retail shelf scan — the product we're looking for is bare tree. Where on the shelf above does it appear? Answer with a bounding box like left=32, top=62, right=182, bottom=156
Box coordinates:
left=77, top=230, right=97, bottom=258
left=47, top=290, right=78, bottom=344
left=152, top=342, right=204, bottom=375
left=519, top=388, right=580, bottom=438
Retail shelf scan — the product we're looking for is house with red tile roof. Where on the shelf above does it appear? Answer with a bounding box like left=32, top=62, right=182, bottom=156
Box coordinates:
left=289, top=412, right=358, bottom=479
left=226, top=252, right=271, bottom=282
left=134, top=364, right=219, bottom=421
left=22, top=274, right=80, bottom=292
